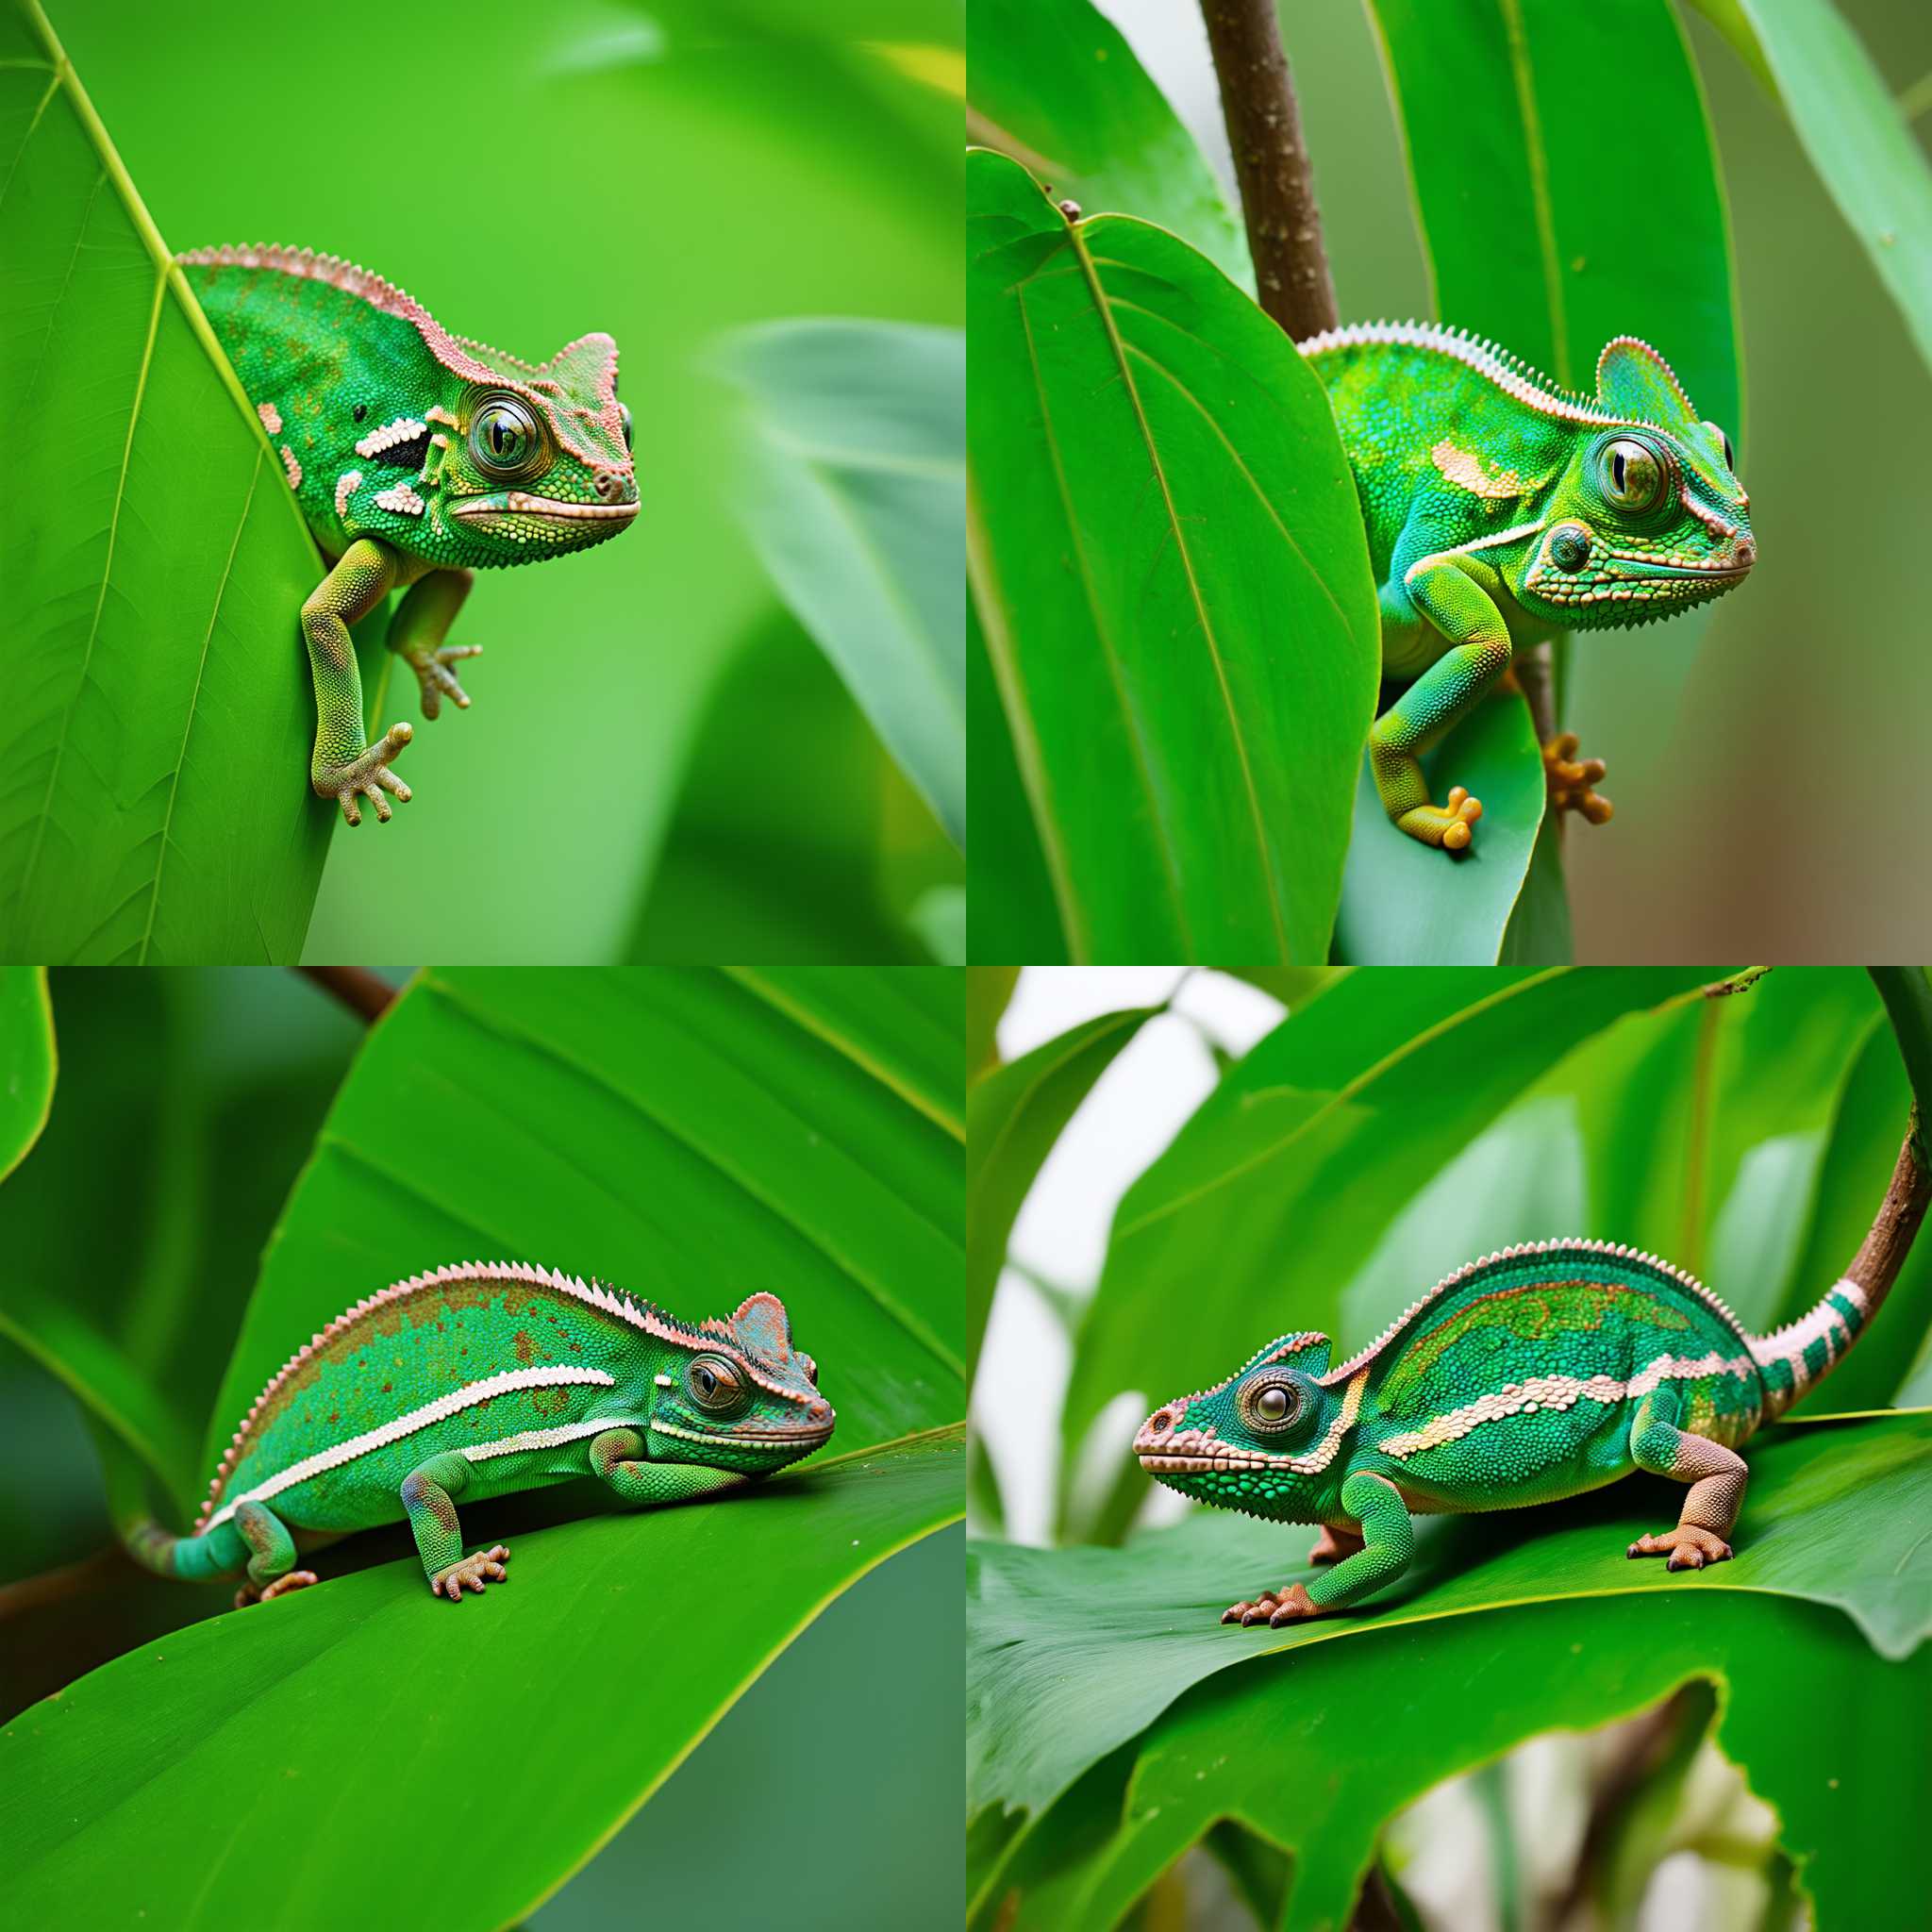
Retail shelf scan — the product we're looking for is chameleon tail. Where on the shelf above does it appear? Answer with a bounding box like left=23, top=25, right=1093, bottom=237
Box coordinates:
left=1749, top=1127, right=1930, bottom=1419
left=118, top=1512, right=237, bottom=1583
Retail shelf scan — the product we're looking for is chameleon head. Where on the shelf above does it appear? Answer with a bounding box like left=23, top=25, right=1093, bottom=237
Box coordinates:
left=435, top=332, right=640, bottom=564
left=650, top=1291, right=834, bottom=1474
left=1518, top=336, right=1754, bottom=630
left=1132, top=1330, right=1345, bottom=1523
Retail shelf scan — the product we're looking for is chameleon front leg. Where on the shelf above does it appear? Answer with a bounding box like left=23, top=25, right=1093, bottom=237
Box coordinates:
left=1224, top=1472, right=1414, bottom=1627
left=302, top=536, right=417, bottom=826
left=1626, top=1395, right=1747, bottom=1572
left=388, top=566, right=482, bottom=720
left=1372, top=555, right=1516, bottom=851
left=399, top=1450, right=511, bottom=1600
left=590, top=1428, right=751, bottom=1507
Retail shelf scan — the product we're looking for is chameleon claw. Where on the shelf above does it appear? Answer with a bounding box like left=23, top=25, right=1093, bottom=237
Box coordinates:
left=1542, top=732, right=1614, bottom=825
left=409, top=643, right=483, bottom=720
left=431, top=1543, right=511, bottom=1600
left=1267, top=1583, right=1321, bottom=1627
left=1395, top=787, right=1483, bottom=853
left=316, top=723, right=413, bottom=826
left=236, top=1568, right=319, bottom=1608
left=1626, top=1525, right=1731, bottom=1571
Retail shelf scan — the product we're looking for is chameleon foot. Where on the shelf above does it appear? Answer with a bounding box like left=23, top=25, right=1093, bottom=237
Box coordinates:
left=1626, top=1525, right=1732, bottom=1572
left=407, top=643, right=483, bottom=721
left=236, top=1569, right=319, bottom=1608
left=1543, top=733, right=1613, bottom=824
left=431, top=1543, right=510, bottom=1600
left=1223, top=1582, right=1321, bottom=1627
left=1307, top=1524, right=1364, bottom=1565
left=1396, top=786, right=1483, bottom=853
left=315, top=724, right=414, bottom=826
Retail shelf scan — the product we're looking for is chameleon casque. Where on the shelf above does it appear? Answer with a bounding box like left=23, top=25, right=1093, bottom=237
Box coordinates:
left=1297, top=322, right=1756, bottom=852
left=1133, top=1138, right=1918, bottom=1627
left=177, top=247, right=639, bottom=824
left=120, top=1261, right=832, bottom=1604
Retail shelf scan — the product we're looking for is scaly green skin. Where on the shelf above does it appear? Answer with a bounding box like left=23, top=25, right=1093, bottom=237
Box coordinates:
left=122, top=1261, right=832, bottom=1604
left=179, top=247, right=640, bottom=824
left=1298, top=324, right=1755, bottom=851
left=1136, top=1240, right=1873, bottom=1627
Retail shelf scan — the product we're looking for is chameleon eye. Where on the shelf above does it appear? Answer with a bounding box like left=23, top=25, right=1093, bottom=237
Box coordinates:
left=619, top=401, right=633, bottom=452
left=686, top=1356, right=745, bottom=1413
left=1598, top=436, right=1668, bottom=514
left=1242, top=1378, right=1301, bottom=1431
left=468, top=393, right=543, bottom=478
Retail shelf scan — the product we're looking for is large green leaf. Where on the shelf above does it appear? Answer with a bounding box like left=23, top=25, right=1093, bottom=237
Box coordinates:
left=716, top=319, right=965, bottom=849
left=967, top=147, right=1381, bottom=963
left=0, top=0, right=385, bottom=963
left=966, top=0, right=1251, bottom=289
left=976, top=1584, right=1924, bottom=1931
left=969, top=1007, right=1158, bottom=1377
left=2, top=1425, right=962, bottom=1930
left=1065, top=969, right=1714, bottom=1455
left=0, top=968, right=54, bottom=1181
left=206, top=968, right=963, bottom=1477
left=1691, top=0, right=1932, bottom=385
left=1366, top=0, right=1741, bottom=850
left=1333, top=683, right=1547, bottom=964
left=967, top=1408, right=1931, bottom=1829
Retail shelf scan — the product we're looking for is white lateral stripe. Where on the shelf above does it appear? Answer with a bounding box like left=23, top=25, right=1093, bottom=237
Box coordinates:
left=460, top=1418, right=628, bottom=1463
left=356, top=414, right=427, bottom=458
left=1380, top=1351, right=1756, bottom=1459
left=204, top=1366, right=615, bottom=1529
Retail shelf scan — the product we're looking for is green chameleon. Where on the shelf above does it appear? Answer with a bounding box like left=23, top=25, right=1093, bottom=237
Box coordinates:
left=1297, top=321, right=1756, bottom=851
left=178, top=246, right=639, bottom=825
left=1133, top=1172, right=1907, bottom=1627
left=120, top=1261, right=832, bottom=1604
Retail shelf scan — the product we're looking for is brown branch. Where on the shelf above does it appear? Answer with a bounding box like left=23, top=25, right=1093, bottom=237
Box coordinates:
left=1843, top=1121, right=1932, bottom=1320
left=297, top=965, right=397, bottom=1024
left=1199, top=0, right=1338, bottom=340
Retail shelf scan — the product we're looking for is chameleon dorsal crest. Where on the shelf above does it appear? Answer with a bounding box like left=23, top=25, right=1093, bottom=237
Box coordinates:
left=724, top=1291, right=794, bottom=1361
left=1248, top=1329, right=1331, bottom=1380
left=1594, top=335, right=1698, bottom=427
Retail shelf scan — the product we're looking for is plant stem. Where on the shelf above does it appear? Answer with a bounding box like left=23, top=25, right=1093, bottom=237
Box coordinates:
left=1869, top=967, right=1932, bottom=1162
left=297, top=964, right=397, bottom=1023
left=1198, top=0, right=1338, bottom=339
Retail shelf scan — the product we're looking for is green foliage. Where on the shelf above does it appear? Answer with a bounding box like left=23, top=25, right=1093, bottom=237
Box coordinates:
left=0, top=0, right=386, bottom=963
left=0, top=971, right=54, bottom=1180
left=16, top=0, right=958, bottom=964
left=967, top=147, right=1381, bottom=963
left=716, top=319, right=965, bottom=849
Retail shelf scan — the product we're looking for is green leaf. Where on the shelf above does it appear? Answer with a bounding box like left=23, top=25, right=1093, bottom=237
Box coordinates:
left=967, top=1408, right=1931, bottom=1834
left=0, top=0, right=384, bottom=963
left=716, top=319, right=965, bottom=849
left=969, top=1007, right=1158, bottom=1377
left=1334, top=684, right=1548, bottom=964
left=0, top=969, right=55, bottom=1181
left=0, top=971, right=360, bottom=1515
left=967, top=966, right=1022, bottom=1077
left=966, top=0, right=1251, bottom=289
left=1366, top=0, right=1740, bottom=824
left=2, top=1425, right=962, bottom=1930
left=1692, top=0, right=1932, bottom=385
left=207, top=968, right=963, bottom=1479
left=1065, top=968, right=1714, bottom=1457
left=979, top=1580, right=1924, bottom=1931
left=967, top=147, right=1381, bottom=963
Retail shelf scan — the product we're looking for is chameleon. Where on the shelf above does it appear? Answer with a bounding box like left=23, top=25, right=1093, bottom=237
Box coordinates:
left=176, top=246, right=639, bottom=825
left=1132, top=1151, right=1914, bottom=1627
left=119, top=1260, right=833, bottom=1605
left=1296, top=321, right=1756, bottom=852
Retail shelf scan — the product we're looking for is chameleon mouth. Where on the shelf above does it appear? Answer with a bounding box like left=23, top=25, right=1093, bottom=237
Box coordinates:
left=448, top=491, right=639, bottom=527
left=1138, top=1451, right=1279, bottom=1474
left=649, top=1418, right=834, bottom=1449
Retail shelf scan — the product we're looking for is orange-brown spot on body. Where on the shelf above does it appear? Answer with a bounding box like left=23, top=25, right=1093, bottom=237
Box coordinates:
left=530, top=1385, right=569, bottom=1418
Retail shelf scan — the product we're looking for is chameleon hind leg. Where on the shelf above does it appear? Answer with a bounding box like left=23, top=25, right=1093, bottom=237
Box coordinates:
left=302, top=536, right=416, bottom=825
left=1372, top=557, right=1514, bottom=851
left=590, top=1428, right=750, bottom=1507
left=231, top=1500, right=320, bottom=1608
left=1224, top=1473, right=1414, bottom=1627
left=400, top=1451, right=510, bottom=1601
left=388, top=566, right=481, bottom=720
left=1626, top=1394, right=1747, bottom=1571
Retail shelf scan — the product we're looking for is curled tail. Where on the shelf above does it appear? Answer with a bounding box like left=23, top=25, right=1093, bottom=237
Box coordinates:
left=1751, top=1126, right=1929, bottom=1420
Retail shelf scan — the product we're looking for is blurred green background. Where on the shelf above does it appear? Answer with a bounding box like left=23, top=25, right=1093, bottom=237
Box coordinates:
left=47, top=0, right=960, bottom=963
left=1104, top=0, right=1932, bottom=961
